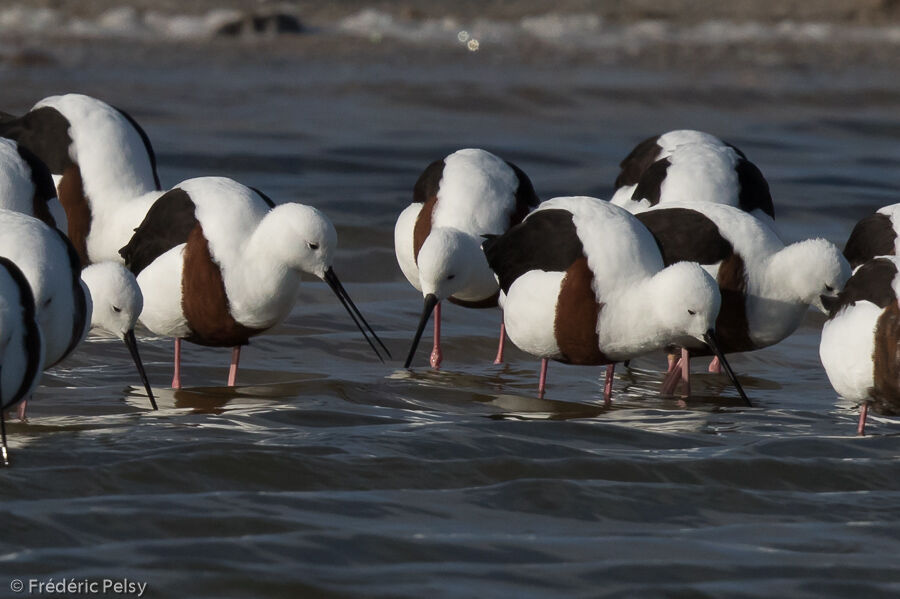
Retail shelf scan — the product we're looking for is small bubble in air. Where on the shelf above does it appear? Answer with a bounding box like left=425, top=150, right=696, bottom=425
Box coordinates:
left=457, top=30, right=470, bottom=43
left=467, top=39, right=480, bottom=52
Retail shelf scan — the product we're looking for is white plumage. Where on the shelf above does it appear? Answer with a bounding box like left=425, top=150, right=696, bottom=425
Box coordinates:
left=137, top=184, right=331, bottom=339
left=0, top=137, right=67, bottom=230
left=819, top=255, right=900, bottom=435
left=0, top=210, right=154, bottom=415
left=501, top=197, right=721, bottom=362
left=485, top=196, right=749, bottom=403
left=396, top=148, right=538, bottom=368
left=395, top=149, right=525, bottom=304
left=820, top=300, right=881, bottom=402
left=644, top=202, right=850, bottom=353
left=32, top=94, right=162, bottom=263
left=611, top=129, right=774, bottom=222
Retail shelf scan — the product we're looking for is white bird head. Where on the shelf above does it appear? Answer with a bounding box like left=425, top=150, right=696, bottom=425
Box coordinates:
left=264, top=202, right=389, bottom=361
left=402, top=227, right=492, bottom=368
left=80, top=261, right=157, bottom=410
left=650, top=260, right=750, bottom=405
left=267, top=203, right=338, bottom=278
left=81, top=262, right=143, bottom=339
left=416, top=227, right=481, bottom=301
left=776, top=239, right=852, bottom=313
left=651, top=261, right=722, bottom=343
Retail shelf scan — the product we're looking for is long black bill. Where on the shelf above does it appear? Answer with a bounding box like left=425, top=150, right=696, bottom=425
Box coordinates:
left=124, top=329, right=158, bottom=410
left=703, top=329, right=751, bottom=407
left=404, top=293, right=438, bottom=368
left=323, top=267, right=390, bottom=363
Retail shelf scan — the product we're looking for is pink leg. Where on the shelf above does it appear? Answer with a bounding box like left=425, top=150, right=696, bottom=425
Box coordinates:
left=680, top=347, right=691, bottom=398
left=661, top=357, right=683, bottom=395
left=16, top=399, right=27, bottom=421
left=708, top=355, right=722, bottom=374
left=857, top=403, right=869, bottom=436
left=538, top=358, right=549, bottom=399
left=667, top=353, right=679, bottom=372
left=172, top=337, right=182, bottom=389
left=493, top=321, right=506, bottom=365
left=430, top=301, right=443, bottom=369
left=603, top=363, right=615, bottom=405
left=227, top=346, right=241, bottom=387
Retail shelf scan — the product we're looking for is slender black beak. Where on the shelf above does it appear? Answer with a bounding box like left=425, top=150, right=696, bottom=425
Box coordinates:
left=819, top=293, right=840, bottom=316
left=404, top=293, right=438, bottom=368
left=703, top=329, right=751, bottom=407
left=323, top=267, right=390, bottom=363
left=123, top=329, right=158, bottom=410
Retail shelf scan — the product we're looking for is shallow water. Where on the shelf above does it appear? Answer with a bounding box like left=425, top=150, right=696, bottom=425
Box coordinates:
left=1, top=21, right=900, bottom=598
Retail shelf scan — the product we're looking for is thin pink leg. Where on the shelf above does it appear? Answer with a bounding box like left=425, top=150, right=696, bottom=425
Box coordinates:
left=667, top=353, right=678, bottom=372
left=680, top=347, right=691, bottom=398
left=227, top=346, right=241, bottom=387
left=172, top=337, right=182, bottom=389
left=538, top=358, right=549, bottom=399
left=661, top=357, right=683, bottom=395
left=857, top=403, right=869, bottom=436
left=16, top=399, right=27, bottom=421
left=708, top=355, right=722, bottom=374
left=603, top=363, right=615, bottom=405
left=493, top=321, right=506, bottom=365
left=430, top=301, right=442, bottom=369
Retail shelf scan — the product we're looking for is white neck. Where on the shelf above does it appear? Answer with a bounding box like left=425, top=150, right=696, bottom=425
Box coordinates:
left=760, top=247, right=810, bottom=304
left=745, top=247, right=812, bottom=347
left=222, top=217, right=303, bottom=329
left=86, top=191, right=163, bottom=264
left=448, top=231, right=499, bottom=303
left=598, top=277, right=685, bottom=360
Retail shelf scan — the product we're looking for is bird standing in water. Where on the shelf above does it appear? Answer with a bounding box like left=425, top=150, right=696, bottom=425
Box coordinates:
left=0, top=210, right=155, bottom=417
left=634, top=202, right=849, bottom=395
left=120, top=178, right=389, bottom=388
left=483, top=196, right=749, bottom=405
left=820, top=256, right=900, bottom=435
left=395, top=148, right=539, bottom=369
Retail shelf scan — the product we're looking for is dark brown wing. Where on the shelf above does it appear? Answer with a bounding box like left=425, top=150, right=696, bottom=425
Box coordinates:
left=119, top=188, right=198, bottom=276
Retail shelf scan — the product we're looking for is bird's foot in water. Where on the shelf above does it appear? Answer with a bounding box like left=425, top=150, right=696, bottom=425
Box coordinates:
left=430, top=346, right=442, bottom=369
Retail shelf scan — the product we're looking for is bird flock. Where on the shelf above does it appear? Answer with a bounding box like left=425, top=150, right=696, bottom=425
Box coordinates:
left=0, top=94, right=894, bottom=465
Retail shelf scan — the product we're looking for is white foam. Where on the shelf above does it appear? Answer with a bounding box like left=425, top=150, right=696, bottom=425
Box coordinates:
left=0, top=6, right=272, bottom=40
left=1, top=5, right=900, bottom=49
left=334, top=9, right=900, bottom=52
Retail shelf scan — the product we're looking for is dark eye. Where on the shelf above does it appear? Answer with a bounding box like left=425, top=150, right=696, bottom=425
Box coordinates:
left=307, top=242, right=319, bottom=250
left=825, top=285, right=834, bottom=292
left=447, top=274, right=455, bottom=280
left=113, top=306, right=122, bottom=313
left=688, top=309, right=696, bottom=315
